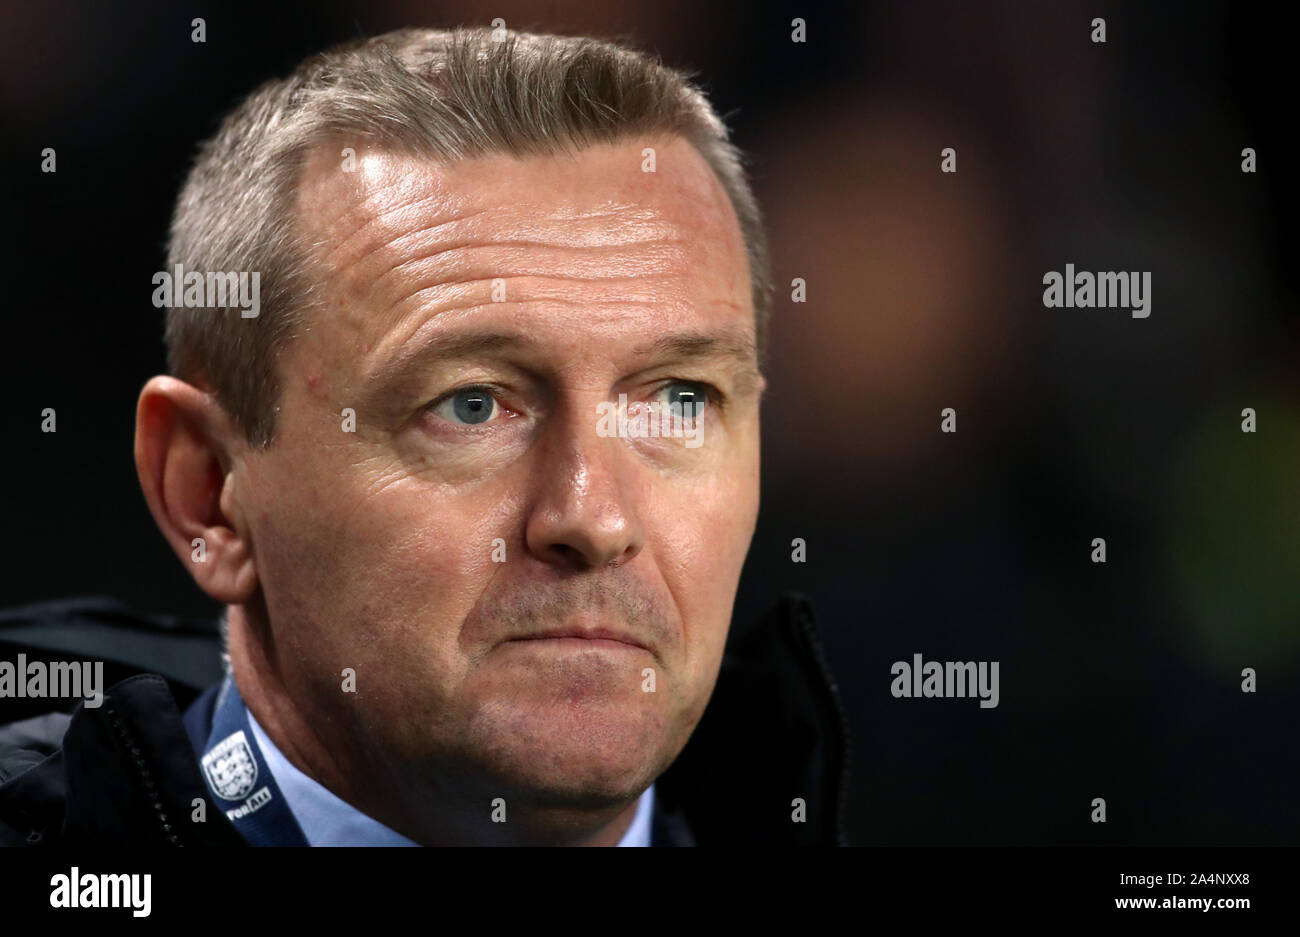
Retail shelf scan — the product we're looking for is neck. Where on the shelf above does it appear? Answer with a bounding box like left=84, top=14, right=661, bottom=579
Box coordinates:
left=224, top=600, right=643, bottom=845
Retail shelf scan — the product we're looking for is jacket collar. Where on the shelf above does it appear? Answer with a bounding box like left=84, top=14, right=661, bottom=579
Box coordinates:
left=3, top=593, right=848, bottom=846
left=655, top=593, right=850, bottom=845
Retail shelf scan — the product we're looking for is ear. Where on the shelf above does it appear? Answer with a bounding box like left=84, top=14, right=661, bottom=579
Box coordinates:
left=133, top=376, right=258, bottom=604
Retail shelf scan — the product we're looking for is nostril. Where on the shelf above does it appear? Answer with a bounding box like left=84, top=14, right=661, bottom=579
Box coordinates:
left=547, top=543, right=585, bottom=564
left=609, top=544, right=638, bottom=568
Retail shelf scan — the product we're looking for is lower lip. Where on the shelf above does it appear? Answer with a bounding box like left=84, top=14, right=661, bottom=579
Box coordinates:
left=504, top=637, right=646, bottom=653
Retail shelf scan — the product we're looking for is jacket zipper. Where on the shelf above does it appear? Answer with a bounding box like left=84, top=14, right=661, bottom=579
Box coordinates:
left=104, top=703, right=182, bottom=846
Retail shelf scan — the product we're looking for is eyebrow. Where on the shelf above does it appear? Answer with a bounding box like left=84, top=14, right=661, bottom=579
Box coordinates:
left=628, top=330, right=759, bottom=369
left=370, top=325, right=760, bottom=389
left=369, top=330, right=527, bottom=385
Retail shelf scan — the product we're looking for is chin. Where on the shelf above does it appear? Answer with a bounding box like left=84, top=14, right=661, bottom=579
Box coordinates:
left=468, top=699, right=672, bottom=808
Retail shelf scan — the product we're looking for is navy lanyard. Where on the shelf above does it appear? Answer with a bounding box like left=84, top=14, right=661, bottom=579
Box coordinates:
left=197, top=674, right=310, bottom=846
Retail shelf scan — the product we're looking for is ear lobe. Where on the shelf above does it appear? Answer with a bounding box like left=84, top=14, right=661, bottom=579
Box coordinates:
left=134, top=376, right=259, bottom=604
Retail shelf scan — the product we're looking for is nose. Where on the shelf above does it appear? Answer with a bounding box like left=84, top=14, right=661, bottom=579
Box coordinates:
left=523, top=408, right=645, bottom=570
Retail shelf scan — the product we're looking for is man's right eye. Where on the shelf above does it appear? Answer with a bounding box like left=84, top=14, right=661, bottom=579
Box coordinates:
left=429, top=387, right=502, bottom=426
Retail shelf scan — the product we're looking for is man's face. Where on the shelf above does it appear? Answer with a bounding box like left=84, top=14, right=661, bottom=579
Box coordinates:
left=232, top=137, right=763, bottom=817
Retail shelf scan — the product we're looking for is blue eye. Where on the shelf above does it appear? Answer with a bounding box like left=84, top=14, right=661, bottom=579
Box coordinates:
left=658, top=382, right=709, bottom=419
left=433, top=387, right=499, bottom=425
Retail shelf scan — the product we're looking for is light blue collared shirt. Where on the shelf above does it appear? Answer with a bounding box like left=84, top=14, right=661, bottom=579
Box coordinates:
left=244, top=705, right=654, bottom=846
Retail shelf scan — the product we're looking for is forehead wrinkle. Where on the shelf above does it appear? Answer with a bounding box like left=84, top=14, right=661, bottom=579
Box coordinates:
left=379, top=205, right=684, bottom=261
left=301, top=136, right=742, bottom=279
left=347, top=225, right=697, bottom=342
left=368, top=281, right=691, bottom=368
left=374, top=237, right=691, bottom=296
left=317, top=203, right=694, bottom=335
left=309, top=154, right=684, bottom=275
left=299, top=140, right=750, bottom=373
left=337, top=248, right=701, bottom=361
left=376, top=265, right=698, bottom=345
left=344, top=200, right=687, bottom=285
left=328, top=203, right=492, bottom=275
left=297, top=159, right=454, bottom=264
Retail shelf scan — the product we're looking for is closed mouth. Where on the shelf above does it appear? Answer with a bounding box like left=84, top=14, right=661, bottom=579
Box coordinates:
left=505, top=628, right=649, bottom=652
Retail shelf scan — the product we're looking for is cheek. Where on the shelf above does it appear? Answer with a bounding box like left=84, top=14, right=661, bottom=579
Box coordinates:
left=248, top=462, right=513, bottom=672
left=650, top=452, right=760, bottom=666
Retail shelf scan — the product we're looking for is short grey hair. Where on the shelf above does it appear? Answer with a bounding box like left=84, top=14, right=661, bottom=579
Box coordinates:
left=165, top=26, right=772, bottom=450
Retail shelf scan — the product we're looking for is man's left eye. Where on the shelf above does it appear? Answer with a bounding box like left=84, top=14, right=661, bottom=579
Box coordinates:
left=431, top=387, right=501, bottom=425
left=655, top=381, right=710, bottom=418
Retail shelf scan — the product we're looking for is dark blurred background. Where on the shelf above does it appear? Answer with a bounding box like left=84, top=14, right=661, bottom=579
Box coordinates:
left=2, top=0, right=1295, bottom=844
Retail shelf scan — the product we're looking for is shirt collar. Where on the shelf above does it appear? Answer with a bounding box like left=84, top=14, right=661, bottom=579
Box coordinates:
left=243, top=700, right=654, bottom=846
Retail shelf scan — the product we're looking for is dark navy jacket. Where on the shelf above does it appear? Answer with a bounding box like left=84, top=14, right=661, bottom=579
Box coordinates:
left=0, top=594, right=849, bottom=846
